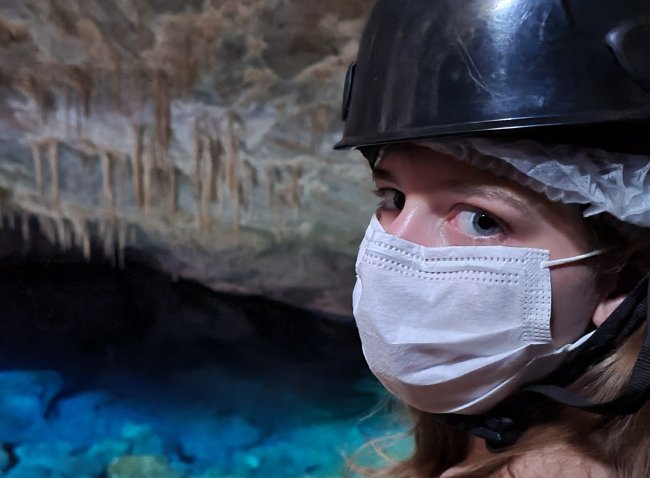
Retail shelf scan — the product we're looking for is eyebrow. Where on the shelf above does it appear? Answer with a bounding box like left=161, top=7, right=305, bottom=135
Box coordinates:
left=372, top=167, right=395, bottom=182
left=371, top=168, right=545, bottom=217
left=441, top=180, right=542, bottom=218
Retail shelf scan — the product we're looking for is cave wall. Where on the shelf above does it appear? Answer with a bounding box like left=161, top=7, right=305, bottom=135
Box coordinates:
left=0, top=0, right=377, bottom=316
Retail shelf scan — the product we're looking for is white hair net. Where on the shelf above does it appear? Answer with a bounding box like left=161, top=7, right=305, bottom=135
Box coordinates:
left=412, top=138, right=650, bottom=229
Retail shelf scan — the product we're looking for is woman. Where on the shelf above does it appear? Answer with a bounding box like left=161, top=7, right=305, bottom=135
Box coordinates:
left=335, top=1, right=650, bottom=476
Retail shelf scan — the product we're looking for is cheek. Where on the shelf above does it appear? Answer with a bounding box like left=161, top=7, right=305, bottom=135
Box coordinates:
left=549, top=266, right=600, bottom=345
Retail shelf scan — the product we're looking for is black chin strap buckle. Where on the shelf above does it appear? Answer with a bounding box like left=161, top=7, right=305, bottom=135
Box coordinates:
left=468, top=417, right=525, bottom=451
left=446, top=414, right=527, bottom=451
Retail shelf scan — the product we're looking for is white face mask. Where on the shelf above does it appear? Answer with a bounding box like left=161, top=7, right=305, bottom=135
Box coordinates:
left=353, top=214, right=606, bottom=415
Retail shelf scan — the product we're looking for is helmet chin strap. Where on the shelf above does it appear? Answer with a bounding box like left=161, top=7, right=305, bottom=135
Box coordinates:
left=443, top=274, right=650, bottom=450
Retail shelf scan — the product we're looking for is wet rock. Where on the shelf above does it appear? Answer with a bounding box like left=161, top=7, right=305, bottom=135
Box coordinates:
left=8, top=441, right=96, bottom=478
left=86, top=439, right=132, bottom=469
left=121, top=423, right=172, bottom=456
left=0, top=371, right=63, bottom=439
left=107, top=455, right=185, bottom=478
left=51, top=391, right=115, bottom=441
left=0, top=446, right=11, bottom=472
left=4, top=466, right=65, bottom=478
left=178, top=415, right=261, bottom=463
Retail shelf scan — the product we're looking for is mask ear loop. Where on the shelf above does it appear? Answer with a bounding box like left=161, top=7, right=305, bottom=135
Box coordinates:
left=445, top=274, right=650, bottom=450
left=541, top=246, right=617, bottom=268
left=520, top=273, right=650, bottom=415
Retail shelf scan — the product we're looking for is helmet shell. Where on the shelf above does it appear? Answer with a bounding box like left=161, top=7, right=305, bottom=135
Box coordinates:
left=335, top=0, right=650, bottom=151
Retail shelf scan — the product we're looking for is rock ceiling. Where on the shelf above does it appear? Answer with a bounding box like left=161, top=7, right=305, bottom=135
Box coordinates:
left=0, top=0, right=377, bottom=316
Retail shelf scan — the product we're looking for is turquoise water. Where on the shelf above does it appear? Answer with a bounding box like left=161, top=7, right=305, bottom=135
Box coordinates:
left=0, top=359, right=408, bottom=477
left=0, top=261, right=411, bottom=478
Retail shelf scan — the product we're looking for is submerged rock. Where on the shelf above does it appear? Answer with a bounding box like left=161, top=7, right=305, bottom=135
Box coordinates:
left=0, top=446, right=10, bottom=472
left=121, top=423, right=172, bottom=456
left=107, top=455, right=185, bottom=478
left=0, top=370, right=63, bottom=439
left=8, top=441, right=104, bottom=478
left=178, top=415, right=261, bottom=463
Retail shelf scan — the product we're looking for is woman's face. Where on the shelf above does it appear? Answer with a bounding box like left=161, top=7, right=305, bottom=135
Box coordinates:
left=373, top=144, right=603, bottom=345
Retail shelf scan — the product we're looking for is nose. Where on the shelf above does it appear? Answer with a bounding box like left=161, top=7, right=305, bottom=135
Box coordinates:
left=379, top=197, right=437, bottom=246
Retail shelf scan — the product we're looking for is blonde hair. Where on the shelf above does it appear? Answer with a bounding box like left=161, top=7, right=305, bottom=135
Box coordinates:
left=348, top=224, right=650, bottom=478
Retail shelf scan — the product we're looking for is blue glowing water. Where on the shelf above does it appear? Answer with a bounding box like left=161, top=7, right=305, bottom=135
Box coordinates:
left=0, top=261, right=411, bottom=478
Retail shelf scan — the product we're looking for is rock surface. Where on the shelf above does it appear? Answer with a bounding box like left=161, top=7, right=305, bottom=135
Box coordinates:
left=0, top=371, right=63, bottom=439
left=0, top=0, right=376, bottom=316
left=107, top=456, right=184, bottom=478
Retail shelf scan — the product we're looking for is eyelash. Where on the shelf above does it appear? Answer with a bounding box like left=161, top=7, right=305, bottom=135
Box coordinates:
left=374, top=188, right=509, bottom=235
left=374, top=188, right=404, bottom=210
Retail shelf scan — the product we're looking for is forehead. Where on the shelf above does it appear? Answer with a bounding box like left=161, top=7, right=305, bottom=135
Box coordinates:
left=377, top=143, right=514, bottom=186
left=376, top=143, right=582, bottom=218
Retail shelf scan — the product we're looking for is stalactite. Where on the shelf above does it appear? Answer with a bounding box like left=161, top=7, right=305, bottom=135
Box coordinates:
left=267, top=165, right=282, bottom=241
left=64, top=86, right=71, bottom=137
left=67, top=221, right=75, bottom=251
left=267, top=165, right=276, bottom=206
left=131, top=124, right=144, bottom=208
left=154, top=70, right=171, bottom=164
left=17, top=73, right=51, bottom=123
left=47, top=140, right=60, bottom=206
left=111, top=57, right=123, bottom=111
left=102, top=218, right=115, bottom=264
left=117, top=221, right=127, bottom=269
left=200, top=135, right=214, bottom=231
left=129, top=226, right=136, bottom=245
left=290, top=164, right=303, bottom=219
left=54, top=215, right=68, bottom=250
left=241, top=160, right=257, bottom=216
left=71, top=216, right=91, bottom=260
left=208, top=136, right=221, bottom=223
left=272, top=207, right=282, bottom=242
left=113, top=152, right=128, bottom=213
left=20, top=213, right=30, bottom=244
left=216, top=137, right=225, bottom=223
left=192, top=125, right=203, bottom=229
left=30, top=142, right=43, bottom=197
left=238, top=182, right=248, bottom=215
left=192, top=121, right=202, bottom=192
left=83, top=233, right=91, bottom=259
left=181, top=30, right=199, bottom=90
left=143, top=132, right=154, bottom=212
left=40, top=217, right=56, bottom=246
left=169, top=166, right=178, bottom=215
left=66, top=65, right=94, bottom=118
left=209, top=137, right=221, bottom=198
left=100, top=151, right=116, bottom=213
left=237, top=160, right=255, bottom=219
left=225, top=114, right=240, bottom=232
left=75, top=96, right=83, bottom=136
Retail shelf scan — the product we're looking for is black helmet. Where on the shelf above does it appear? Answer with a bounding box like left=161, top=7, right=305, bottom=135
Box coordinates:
left=335, top=0, right=650, bottom=155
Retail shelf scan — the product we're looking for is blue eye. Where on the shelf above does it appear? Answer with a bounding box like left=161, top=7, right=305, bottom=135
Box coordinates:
left=457, top=210, right=503, bottom=237
left=374, top=189, right=405, bottom=210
